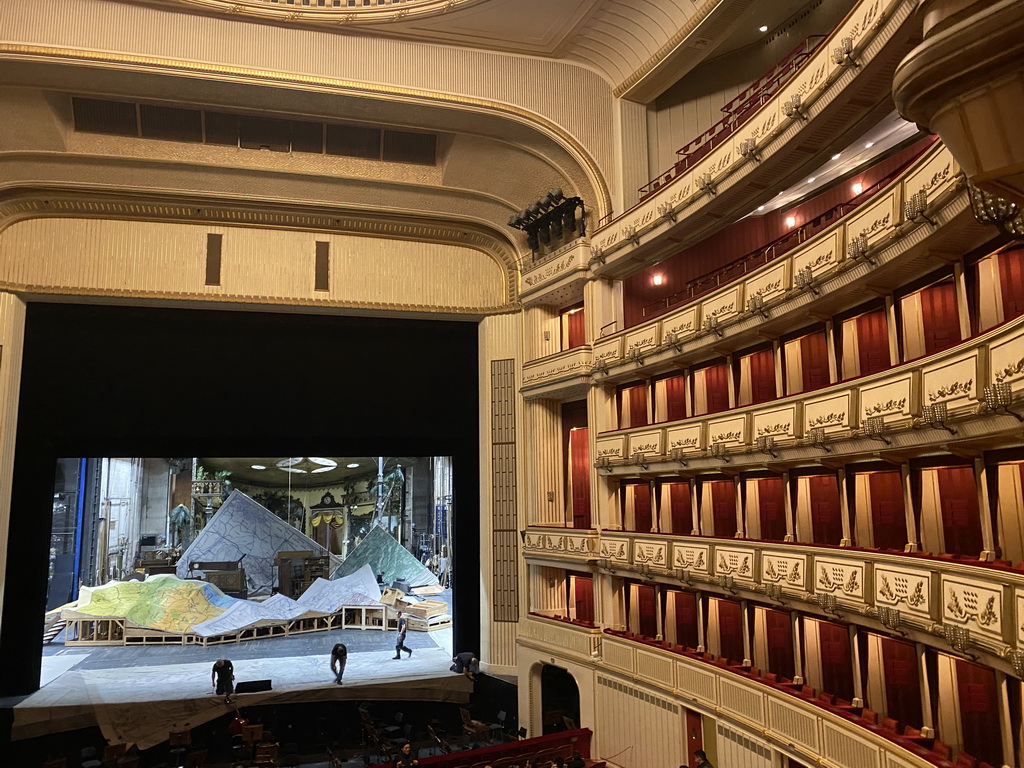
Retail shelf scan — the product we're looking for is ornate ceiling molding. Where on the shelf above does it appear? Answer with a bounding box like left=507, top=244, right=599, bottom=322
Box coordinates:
left=0, top=187, right=524, bottom=315
left=0, top=43, right=612, bottom=219
left=138, top=0, right=490, bottom=26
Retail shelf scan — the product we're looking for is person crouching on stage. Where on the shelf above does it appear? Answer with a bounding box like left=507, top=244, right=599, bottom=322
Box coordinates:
left=450, top=651, right=479, bottom=680
left=212, top=659, right=234, bottom=703
left=331, top=642, right=348, bottom=685
left=393, top=611, right=412, bottom=659
left=393, top=741, right=418, bottom=767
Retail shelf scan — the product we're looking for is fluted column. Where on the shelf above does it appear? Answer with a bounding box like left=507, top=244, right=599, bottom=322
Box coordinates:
left=894, top=0, right=1024, bottom=205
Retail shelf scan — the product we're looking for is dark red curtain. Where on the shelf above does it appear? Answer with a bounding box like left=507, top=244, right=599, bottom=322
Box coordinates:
left=856, top=309, right=890, bottom=376
left=716, top=600, right=744, bottom=662
left=998, top=247, right=1024, bottom=322
left=800, top=331, right=830, bottom=392
left=757, top=477, right=788, bottom=541
left=664, top=374, right=686, bottom=421
left=668, top=481, right=691, bottom=534
left=867, top=471, right=906, bottom=550
left=935, top=466, right=983, bottom=556
left=674, top=591, right=699, bottom=648
left=632, top=483, right=653, bottom=532
left=636, top=584, right=658, bottom=638
left=880, top=637, right=922, bottom=730
left=573, top=575, right=594, bottom=625
left=919, top=281, right=961, bottom=356
left=703, top=363, right=731, bottom=414
left=764, top=609, right=795, bottom=680
left=625, top=383, right=648, bottom=428
left=710, top=480, right=737, bottom=537
left=955, top=659, right=1001, bottom=767
left=569, top=427, right=591, bottom=529
left=817, top=620, right=854, bottom=702
left=564, top=307, right=586, bottom=349
left=809, top=475, right=843, bottom=545
left=746, top=348, right=777, bottom=404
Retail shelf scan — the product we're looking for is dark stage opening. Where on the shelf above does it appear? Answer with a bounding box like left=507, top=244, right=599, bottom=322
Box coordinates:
left=540, top=665, right=579, bottom=735
left=1, top=303, right=481, bottom=699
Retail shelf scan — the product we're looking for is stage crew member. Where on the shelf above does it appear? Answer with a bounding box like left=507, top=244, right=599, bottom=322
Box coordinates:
left=211, top=659, right=234, bottom=702
left=450, top=651, right=479, bottom=679
left=392, top=611, right=413, bottom=659
left=331, top=642, right=348, bottom=685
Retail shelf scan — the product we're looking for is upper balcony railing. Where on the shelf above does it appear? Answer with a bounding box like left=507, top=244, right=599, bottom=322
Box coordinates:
left=636, top=142, right=932, bottom=323
left=636, top=35, right=827, bottom=202
left=589, top=0, right=917, bottom=275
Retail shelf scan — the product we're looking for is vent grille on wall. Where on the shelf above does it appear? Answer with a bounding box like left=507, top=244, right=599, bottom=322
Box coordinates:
left=597, top=675, right=680, bottom=714
left=491, top=358, right=519, bottom=623
left=70, top=97, right=437, bottom=165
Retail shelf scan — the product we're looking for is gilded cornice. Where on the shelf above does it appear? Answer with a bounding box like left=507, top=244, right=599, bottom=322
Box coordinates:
left=0, top=188, right=524, bottom=315
left=141, top=0, right=489, bottom=25
left=0, top=43, right=612, bottom=219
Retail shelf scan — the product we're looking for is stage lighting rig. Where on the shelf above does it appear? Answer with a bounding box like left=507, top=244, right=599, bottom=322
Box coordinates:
left=508, top=188, right=587, bottom=257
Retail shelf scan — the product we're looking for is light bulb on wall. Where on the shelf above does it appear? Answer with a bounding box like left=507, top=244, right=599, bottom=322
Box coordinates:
left=785, top=216, right=797, bottom=228
left=852, top=182, right=864, bottom=195
left=652, top=274, right=664, bottom=286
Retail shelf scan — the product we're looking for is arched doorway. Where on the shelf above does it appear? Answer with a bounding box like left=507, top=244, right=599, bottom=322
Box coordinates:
left=540, top=664, right=580, bottom=734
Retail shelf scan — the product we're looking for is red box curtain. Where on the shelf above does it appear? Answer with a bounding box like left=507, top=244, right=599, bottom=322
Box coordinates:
left=674, top=591, right=699, bottom=649
left=765, top=608, right=795, bottom=680
left=636, top=584, right=657, bottom=638
left=664, top=374, right=686, bottom=421
left=716, top=599, right=744, bottom=662
left=564, top=307, right=586, bottom=349
left=632, top=483, right=652, bottom=532
left=757, top=477, right=787, bottom=541
left=881, top=636, right=923, bottom=730
left=998, top=246, right=1024, bottom=321
left=868, top=471, right=906, bottom=550
left=818, top=620, right=854, bottom=702
left=935, top=465, right=983, bottom=556
left=710, top=480, right=737, bottom=537
left=955, top=658, right=1001, bottom=767
left=703, top=363, right=731, bottom=414
left=668, top=481, right=691, bottom=534
left=809, top=475, right=843, bottom=545
left=799, top=331, right=830, bottom=392
left=747, top=348, right=777, bottom=404
left=917, top=281, right=960, bottom=356
left=573, top=574, right=594, bottom=625
left=856, top=309, right=890, bottom=376
left=568, top=427, right=591, bottom=528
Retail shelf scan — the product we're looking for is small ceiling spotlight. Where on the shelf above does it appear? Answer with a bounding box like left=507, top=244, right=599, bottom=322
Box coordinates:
left=864, top=141, right=875, bottom=149
left=807, top=177, right=816, bottom=184
left=250, top=464, right=267, bottom=470
left=652, top=273, right=664, bottom=286
left=759, top=25, right=768, bottom=32
left=346, top=462, right=360, bottom=468
left=757, top=205, right=765, bottom=212
left=831, top=153, right=842, bottom=161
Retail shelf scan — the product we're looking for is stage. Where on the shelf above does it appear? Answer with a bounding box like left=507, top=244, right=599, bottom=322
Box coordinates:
left=7, top=626, right=470, bottom=750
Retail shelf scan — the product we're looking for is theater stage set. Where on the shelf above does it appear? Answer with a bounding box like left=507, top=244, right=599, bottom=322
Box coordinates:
left=8, top=486, right=465, bottom=750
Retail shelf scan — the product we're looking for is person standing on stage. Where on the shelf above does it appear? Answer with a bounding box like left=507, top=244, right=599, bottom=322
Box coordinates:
left=392, top=611, right=413, bottom=659
left=211, top=659, right=234, bottom=702
left=330, top=642, right=348, bottom=685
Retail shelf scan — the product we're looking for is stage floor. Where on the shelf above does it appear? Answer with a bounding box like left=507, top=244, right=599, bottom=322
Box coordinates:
left=8, top=626, right=467, bottom=749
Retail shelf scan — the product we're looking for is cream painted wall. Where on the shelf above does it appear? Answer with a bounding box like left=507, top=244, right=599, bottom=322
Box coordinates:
left=478, top=312, right=524, bottom=674
left=0, top=291, right=25, bottom=648
left=0, top=219, right=508, bottom=312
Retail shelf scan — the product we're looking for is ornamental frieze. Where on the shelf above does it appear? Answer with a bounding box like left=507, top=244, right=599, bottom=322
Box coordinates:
left=522, top=253, right=577, bottom=288
left=808, top=411, right=845, bottom=428
left=815, top=559, right=864, bottom=600
left=875, top=564, right=931, bottom=618
left=942, top=576, right=1002, bottom=639
left=756, top=422, right=791, bottom=438
left=926, top=379, right=972, bottom=403
left=863, top=397, right=906, bottom=417
left=633, top=541, right=667, bottom=566
left=673, top=544, right=709, bottom=573
left=715, top=547, right=756, bottom=582
left=762, top=554, right=806, bottom=588
left=600, top=539, right=629, bottom=562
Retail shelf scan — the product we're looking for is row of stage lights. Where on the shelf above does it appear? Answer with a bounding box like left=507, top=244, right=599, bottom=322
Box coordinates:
left=507, top=188, right=587, bottom=255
